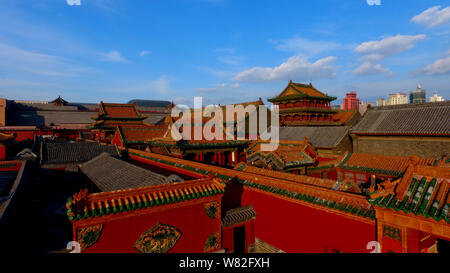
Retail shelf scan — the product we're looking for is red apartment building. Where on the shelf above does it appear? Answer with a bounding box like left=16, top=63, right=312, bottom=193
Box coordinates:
left=343, top=92, right=360, bottom=111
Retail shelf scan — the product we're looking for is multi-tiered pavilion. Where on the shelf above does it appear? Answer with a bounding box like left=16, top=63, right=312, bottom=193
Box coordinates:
left=268, top=81, right=338, bottom=126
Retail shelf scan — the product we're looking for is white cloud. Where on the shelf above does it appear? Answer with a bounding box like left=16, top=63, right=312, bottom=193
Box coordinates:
left=139, top=50, right=151, bottom=57
left=270, top=37, right=343, bottom=57
left=213, top=48, right=243, bottom=65
left=197, top=66, right=235, bottom=78
left=100, top=50, right=126, bottom=62
left=233, top=55, right=336, bottom=83
left=353, top=62, right=391, bottom=76
left=217, top=55, right=243, bottom=65
left=421, top=56, right=450, bottom=75
left=0, top=42, right=92, bottom=76
left=114, top=75, right=174, bottom=94
left=411, top=6, right=450, bottom=28
left=194, top=87, right=219, bottom=93
left=194, top=82, right=241, bottom=93
left=213, top=48, right=235, bottom=54
left=355, top=34, right=426, bottom=61
left=0, top=79, right=59, bottom=88
left=66, top=0, right=81, bottom=6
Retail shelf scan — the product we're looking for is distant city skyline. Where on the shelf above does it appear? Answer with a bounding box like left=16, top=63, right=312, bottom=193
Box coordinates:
left=0, top=1, right=449, bottom=107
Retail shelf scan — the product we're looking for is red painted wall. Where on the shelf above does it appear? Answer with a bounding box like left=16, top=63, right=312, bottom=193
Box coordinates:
left=1, top=129, right=83, bottom=142
left=0, top=145, right=5, bottom=161
left=222, top=221, right=255, bottom=253
left=0, top=160, right=22, bottom=171
left=111, top=131, right=123, bottom=147
left=307, top=169, right=337, bottom=180
left=241, top=188, right=376, bottom=253
left=129, top=155, right=205, bottom=180
left=81, top=201, right=220, bottom=253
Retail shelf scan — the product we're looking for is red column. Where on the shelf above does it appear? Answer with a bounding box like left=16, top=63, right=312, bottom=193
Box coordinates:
left=246, top=221, right=255, bottom=253
left=0, top=145, right=5, bottom=161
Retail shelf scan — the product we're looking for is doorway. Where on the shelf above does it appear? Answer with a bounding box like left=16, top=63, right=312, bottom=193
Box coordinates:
left=233, top=226, right=246, bottom=253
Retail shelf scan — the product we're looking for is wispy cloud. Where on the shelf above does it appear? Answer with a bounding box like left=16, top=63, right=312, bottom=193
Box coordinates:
left=99, top=50, right=127, bottom=62
left=418, top=54, right=450, bottom=75
left=355, top=34, right=426, bottom=62
left=0, top=42, right=93, bottom=77
left=353, top=62, right=392, bottom=76
left=113, top=75, right=175, bottom=95
left=217, top=55, right=243, bottom=65
left=270, top=37, right=344, bottom=57
left=139, top=50, right=151, bottom=57
left=0, top=78, right=59, bottom=88
left=213, top=48, right=243, bottom=66
left=194, top=82, right=240, bottom=93
left=233, top=55, right=337, bottom=83
left=66, top=0, right=81, bottom=6
left=411, top=6, right=450, bottom=28
left=197, top=66, right=236, bottom=78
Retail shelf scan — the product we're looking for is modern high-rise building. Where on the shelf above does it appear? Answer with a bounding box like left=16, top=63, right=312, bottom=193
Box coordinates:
left=359, top=101, right=373, bottom=115
left=429, top=93, right=445, bottom=102
left=377, top=98, right=388, bottom=107
left=410, top=84, right=426, bottom=104
left=388, top=92, right=408, bottom=105
left=342, top=91, right=360, bottom=110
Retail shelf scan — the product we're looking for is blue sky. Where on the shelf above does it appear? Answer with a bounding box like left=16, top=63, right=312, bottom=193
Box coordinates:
left=0, top=0, right=449, bottom=106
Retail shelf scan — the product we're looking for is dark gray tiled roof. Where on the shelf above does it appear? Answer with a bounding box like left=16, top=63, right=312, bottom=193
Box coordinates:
left=279, top=126, right=349, bottom=148
left=144, top=114, right=168, bottom=125
left=352, top=101, right=450, bottom=135
left=0, top=171, right=17, bottom=197
left=79, top=153, right=170, bottom=192
left=127, top=99, right=172, bottom=108
left=11, top=102, right=78, bottom=111
left=40, top=142, right=120, bottom=165
left=15, top=148, right=38, bottom=161
left=7, top=110, right=94, bottom=126
left=222, top=205, right=256, bottom=227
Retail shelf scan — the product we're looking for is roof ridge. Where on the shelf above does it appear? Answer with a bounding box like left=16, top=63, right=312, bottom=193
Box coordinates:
left=371, top=101, right=450, bottom=111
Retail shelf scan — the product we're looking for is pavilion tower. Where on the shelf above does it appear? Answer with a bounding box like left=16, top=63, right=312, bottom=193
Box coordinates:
left=88, top=101, right=148, bottom=142
left=268, top=81, right=337, bottom=126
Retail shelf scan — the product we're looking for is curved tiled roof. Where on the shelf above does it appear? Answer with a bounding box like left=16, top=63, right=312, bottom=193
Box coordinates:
left=96, top=102, right=147, bottom=120
left=352, top=101, right=450, bottom=135
left=117, top=124, right=168, bottom=144
left=237, top=164, right=357, bottom=192
left=245, top=140, right=316, bottom=170
left=338, top=153, right=435, bottom=176
left=222, top=205, right=256, bottom=227
left=128, top=149, right=375, bottom=220
left=66, top=177, right=225, bottom=222
left=127, top=99, right=172, bottom=108
left=40, top=142, right=120, bottom=165
left=269, top=81, right=336, bottom=102
left=332, top=110, right=361, bottom=125
left=279, top=126, right=349, bottom=148
left=369, top=164, right=450, bottom=223
left=79, top=153, right=170, bottom=192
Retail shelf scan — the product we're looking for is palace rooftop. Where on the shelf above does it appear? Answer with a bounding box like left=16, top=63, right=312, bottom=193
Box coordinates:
left=352, top=101, right=450, bottom=136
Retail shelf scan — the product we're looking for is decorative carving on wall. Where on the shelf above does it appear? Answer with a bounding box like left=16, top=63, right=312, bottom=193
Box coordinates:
left=383, top=225, right=402, bottom=242
left=78, top=224, right=103, bottom=251
left=204, top=230, right=220, bottom=252
left=204, top=202, right=220, bottom=219
left=134, top=223, right=182, bottom=253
